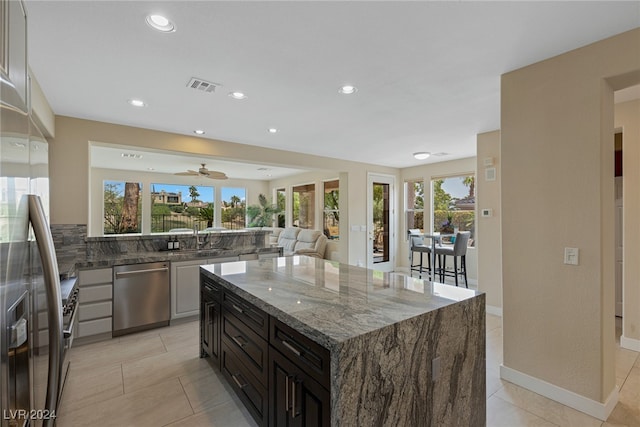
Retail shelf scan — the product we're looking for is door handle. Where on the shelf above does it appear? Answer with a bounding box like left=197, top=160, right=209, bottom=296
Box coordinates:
left=115, top=267, right=168, bottom=278
left=231, top=373, right=247, bottom=389
left=231, top=335, right=247, bottom=348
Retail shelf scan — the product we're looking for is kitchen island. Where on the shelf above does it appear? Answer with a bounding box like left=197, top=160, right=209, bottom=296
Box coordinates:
left=200, top=255, right=485, bottom=427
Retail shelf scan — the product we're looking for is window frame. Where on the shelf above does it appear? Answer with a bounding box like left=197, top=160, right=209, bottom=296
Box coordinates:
left=405, top=179, right=424, bottom=239
left=292, top=182, right=316, bottom=229
left=323, top=179, right=339, bottom=240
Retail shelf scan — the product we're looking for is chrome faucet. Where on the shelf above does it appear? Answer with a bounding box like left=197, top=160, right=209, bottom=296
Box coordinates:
left=193, top=224, right=201, bottom=249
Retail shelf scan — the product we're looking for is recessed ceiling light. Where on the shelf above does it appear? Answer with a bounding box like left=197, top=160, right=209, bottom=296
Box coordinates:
left=338, top=85, right=357, bottom=95
left=194, top=129, right=205, bottom=135
left=128, top=99, right=146, bottom=107
left=413, top=152, right=431, bottom=160
left=146, top=14, right=175, bottom=33
left=267, top=128, right=278, bottom=134
left=228, top=91, right=247, bottom=100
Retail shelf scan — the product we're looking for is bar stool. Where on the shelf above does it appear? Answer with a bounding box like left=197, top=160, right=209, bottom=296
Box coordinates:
left=435, top=232, right=470, bottom=287
left=409, top=229, right=432, bottom=279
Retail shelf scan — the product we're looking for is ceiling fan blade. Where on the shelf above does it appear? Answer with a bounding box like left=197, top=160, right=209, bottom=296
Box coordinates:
left=174, top=170, right=198, bottom=176
left=205, top=172, right=228, bottom=180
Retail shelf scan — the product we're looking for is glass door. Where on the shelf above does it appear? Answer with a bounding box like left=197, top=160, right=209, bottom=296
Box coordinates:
left=367, top=173, right=395, bottom=271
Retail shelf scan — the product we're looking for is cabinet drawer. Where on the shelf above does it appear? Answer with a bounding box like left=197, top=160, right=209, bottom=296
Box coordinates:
left=222, top=290, right=268, bottom=339
left=79, top=268, right=112, bottom=286
left=270, top=318, right=330, bottom=389
left=79, top=301, right=112, bottom=321
left=201, top=276, right=221, bottom=300
left=78, top=317, right=112, bottom=337
left=222, top=343, right=268, bottom=427
left=223, top=311, right=268, bottom=386
left=79, top=284, right=112, bottom=303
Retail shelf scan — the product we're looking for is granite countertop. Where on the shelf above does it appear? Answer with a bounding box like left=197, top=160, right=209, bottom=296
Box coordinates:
left=76, top=246, right=280, bottom=269
left=200, top=255, right=482, bottom=351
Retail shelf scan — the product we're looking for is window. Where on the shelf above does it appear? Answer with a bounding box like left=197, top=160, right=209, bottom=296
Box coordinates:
left=150, top=184, right=214, bottom=232
left=292, top=183, right=315, bottom=229
left=323, top=180, right=339, bottom=240
left=431, top=175, right=475, bottom=246
left=103, top=181, right=142, bottom=234
left=405, top=179, right=424, bottom=235
left=221, top=187, right=246, bottom=229
left=276, top=188, right=286, bottom=227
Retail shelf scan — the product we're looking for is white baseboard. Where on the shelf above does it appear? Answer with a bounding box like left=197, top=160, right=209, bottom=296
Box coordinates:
left=486, top=305, right=502, bottom=317
left=621, top=335, right=640, bottom=352
left=500, top=365, right=618, bottom=421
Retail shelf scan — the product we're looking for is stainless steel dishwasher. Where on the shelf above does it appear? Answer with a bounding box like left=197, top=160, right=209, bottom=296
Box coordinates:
left=113, top=262, right=170, bottom=336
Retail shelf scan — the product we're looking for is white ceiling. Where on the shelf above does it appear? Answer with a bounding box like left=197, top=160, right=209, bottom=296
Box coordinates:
left=26, top=1, right=640, bottom=169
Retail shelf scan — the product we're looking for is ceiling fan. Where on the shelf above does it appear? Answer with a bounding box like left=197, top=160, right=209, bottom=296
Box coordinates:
left=174, top=163, right=228, bottom=180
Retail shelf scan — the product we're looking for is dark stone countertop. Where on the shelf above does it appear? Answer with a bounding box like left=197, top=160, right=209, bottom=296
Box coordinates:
left=75, top=246, right=280, bottom=269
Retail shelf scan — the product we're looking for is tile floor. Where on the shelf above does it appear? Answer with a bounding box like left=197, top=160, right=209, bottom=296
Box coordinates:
left=58, top=314, right=640, bottom=427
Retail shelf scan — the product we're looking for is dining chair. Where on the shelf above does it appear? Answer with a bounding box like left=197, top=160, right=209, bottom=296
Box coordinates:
left=435, top=232, right=471, bottom=287
left=408, top=229, right=432, bottom=279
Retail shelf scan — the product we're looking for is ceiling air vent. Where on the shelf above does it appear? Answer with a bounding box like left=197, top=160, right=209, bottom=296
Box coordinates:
left=187, top=77, right=220, bottom=93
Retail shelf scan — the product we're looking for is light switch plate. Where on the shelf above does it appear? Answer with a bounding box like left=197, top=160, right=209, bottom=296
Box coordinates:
left=564, top=247, right=579, bottom=265
left=481, top=208, right=493, bottom=217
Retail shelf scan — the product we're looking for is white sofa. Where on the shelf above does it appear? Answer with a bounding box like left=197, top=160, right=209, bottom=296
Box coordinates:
left=263, top=227, right=328, bottom=258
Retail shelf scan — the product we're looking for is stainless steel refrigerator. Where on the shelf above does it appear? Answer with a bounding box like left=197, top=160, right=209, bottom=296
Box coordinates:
left=1, top=26, right=70, bottom=427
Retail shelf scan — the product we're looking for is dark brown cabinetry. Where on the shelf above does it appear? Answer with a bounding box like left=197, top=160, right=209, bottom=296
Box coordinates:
left=200, top=274, right=331, bottom=427
left=221, top=289, right=269, bottom=426
left=200, top=276, right=221, bottom=367
left=269, top=318, right=330, bottom=427
left=269, top=348, right=330, bottom=427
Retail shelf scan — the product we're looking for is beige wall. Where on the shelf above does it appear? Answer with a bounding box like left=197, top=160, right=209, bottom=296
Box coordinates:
left=398, top=157, right=478, bottom=281
left=48, top=116, right=398, bottom=265
left=501, top=28, right=639, bottom=406
left=476, top=130, right=502, bottom=311
left=616, top=99, right=640, bottom=345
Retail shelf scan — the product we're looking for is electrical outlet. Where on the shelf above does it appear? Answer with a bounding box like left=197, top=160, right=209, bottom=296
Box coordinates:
left=564, top=247, right=579, bottom=265
left=432, top=356, right=441, bottom=382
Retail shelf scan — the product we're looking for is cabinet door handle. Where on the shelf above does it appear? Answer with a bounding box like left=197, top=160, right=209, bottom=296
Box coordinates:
left=208, top=305, right=215, bottom=324
left=231, top=373, right=247, bottom=389
left=231, top=335, right=246, bottom=348
left=232, top=304, right=244, bottom=314
left=282, top=340, right=301, bottom=356
left=285, top=375, right=290, bottom=412
left=291, top=378, right=298, bottom=419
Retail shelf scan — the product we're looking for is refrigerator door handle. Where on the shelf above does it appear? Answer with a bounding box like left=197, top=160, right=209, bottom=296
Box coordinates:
left=28, top=195, right=63, bottom=427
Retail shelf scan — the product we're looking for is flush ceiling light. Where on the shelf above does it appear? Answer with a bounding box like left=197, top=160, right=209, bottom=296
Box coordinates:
left=194, top=129, right=205, bottom=135
left=146, top=14, right=175, bottom=32
left=338, top=85, right=357, bottom=94
left=413, top=152, right=431, bottom=160
left=267, top=128, right=278, bottom=134
left=228, top=91, right=247, bottom=100
left=128, top=99, right=146, bottom=107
